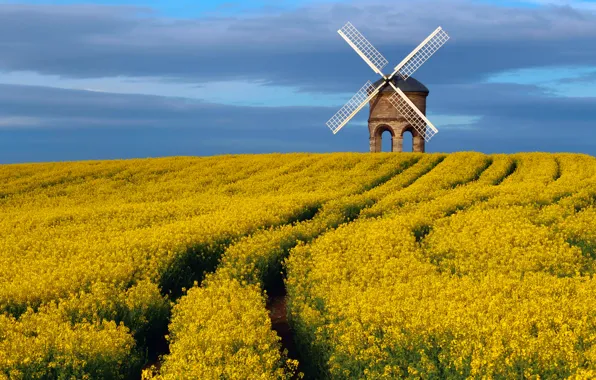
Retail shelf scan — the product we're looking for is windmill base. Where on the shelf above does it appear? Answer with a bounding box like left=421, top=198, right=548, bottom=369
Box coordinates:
left=368, top=90, right=428, bottom=153
left=369, top=123, right=425, bottom=153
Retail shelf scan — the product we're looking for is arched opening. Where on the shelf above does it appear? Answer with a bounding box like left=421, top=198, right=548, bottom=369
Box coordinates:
left=402, top=129, right=413, bottom=152
left=373, top=125, right=395, bottom=153
left=381, top=130, right=393, bottom=152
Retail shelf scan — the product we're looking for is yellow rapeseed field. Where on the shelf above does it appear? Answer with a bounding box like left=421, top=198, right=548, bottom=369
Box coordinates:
left=1, top=152, right=596, bottom=379
left=286, top=152, right=596, bottom=379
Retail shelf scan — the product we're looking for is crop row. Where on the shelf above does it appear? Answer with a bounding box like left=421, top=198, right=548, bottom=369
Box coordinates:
left=0, top=153, right=415, bottom=378
left=3, top=152, right=595, bottom=378
left=145, top=154, right=425, bottom=378
left=286, top=152, right=596, bottom=378
left=149, top=152, right=518, bottom=378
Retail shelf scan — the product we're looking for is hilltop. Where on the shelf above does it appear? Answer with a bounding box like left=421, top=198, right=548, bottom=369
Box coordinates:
left=1, top=152, right=596, bottom=379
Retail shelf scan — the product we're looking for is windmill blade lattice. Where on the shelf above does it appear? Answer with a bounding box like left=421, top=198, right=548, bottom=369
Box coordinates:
left=337, top=22, right=389, bottom=76
left=391, top=27, right=450, bottom=81
left=326, top=22, right=449, bottom=143
left=387, top=87, right=439, bottom=142
left=326, top=80, right=383, bottom=134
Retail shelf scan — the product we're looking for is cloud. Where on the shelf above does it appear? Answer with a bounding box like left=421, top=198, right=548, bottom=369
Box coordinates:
left=0, top=83, right=338, bottom=132
left=0, top=71, right=354, bottom=107
left=427, top=114, right=483, bottom=130
left=484, top=65, right=596, bottom=98
left=556, top=69, right=596, bottom=83
left=517, top=0, right=596, bottom=11
left=0, top=82, right=351, bottom=163
left=0, top=116, right=44, bottom=127
left=1, top=0, right=596, bottom=163
left=2, top=0, right=596, bottom=94
left=0, top=80, right=594, bottom=164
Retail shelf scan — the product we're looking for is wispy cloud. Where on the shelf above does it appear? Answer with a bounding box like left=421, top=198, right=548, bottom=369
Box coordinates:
left=0, top=116, right=44, bottom=127
left=0, top=71, right=354, bottom=107
left=0, top=0, right=596, bottom=163
left=485, top=65, right=596, bottom=97
left=427, top=114, right=483, bottom=130
left=2, top=0, right=596, bottom=89
left=515, top=0, right=596, bottom=11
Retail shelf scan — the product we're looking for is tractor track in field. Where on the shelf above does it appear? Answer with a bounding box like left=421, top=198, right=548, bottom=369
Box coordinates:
left=260, top=156, right=433, bottom=378
left=266, top=285, right=302, bottom=378
left=141, top=156, right=421, bottom=377
left=259, top=155, right=461, bottom=378
left=141, top=154, right=525, bottom=378
left=268, top=155, right=532, bottom=378
left=151, top=154, right=538, bottom=379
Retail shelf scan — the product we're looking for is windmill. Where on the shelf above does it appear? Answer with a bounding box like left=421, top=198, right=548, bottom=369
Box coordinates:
left=326, top=22, right=449, bottom=152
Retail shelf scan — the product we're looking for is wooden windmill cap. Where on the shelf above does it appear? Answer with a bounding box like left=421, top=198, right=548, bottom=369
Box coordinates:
left=373, top=76, right=429, bottom=94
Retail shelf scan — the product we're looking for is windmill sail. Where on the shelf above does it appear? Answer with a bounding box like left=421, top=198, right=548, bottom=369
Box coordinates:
left=387, top=85, right=438, bottom=141
left=326, top=80, right=384, bottom=134
left=390, top=27, right=449, bottom=81
left=337, top=22, right=388, bottom=77
left=326, top=22, right=449, bottom=137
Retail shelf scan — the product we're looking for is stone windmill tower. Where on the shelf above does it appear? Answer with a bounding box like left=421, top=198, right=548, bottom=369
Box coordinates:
left=325, top=23, right=449, bottom=152
left=368, top=76, right=429, bottom=153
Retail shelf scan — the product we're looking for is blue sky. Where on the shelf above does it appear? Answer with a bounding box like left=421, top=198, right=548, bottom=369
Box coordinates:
left=0, top=0, right=343, bottom=17
left=0, top=0, right=596, bottom=163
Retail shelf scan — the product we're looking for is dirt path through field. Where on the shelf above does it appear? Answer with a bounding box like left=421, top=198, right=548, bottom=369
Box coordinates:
left=266, top=285, right=303, bottom=378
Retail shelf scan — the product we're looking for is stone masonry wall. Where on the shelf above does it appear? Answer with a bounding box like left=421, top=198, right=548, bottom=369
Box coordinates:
left=368, top=91, right=428, bottom=153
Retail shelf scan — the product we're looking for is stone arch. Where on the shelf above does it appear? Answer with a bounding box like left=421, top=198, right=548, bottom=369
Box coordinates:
left=370, top=124, right=399, bottom=152
left=401, top=127, right=414, bottom=152
left=368, top=84, right=428, bottom=153
left=400, top=126, right=425, bottom=153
